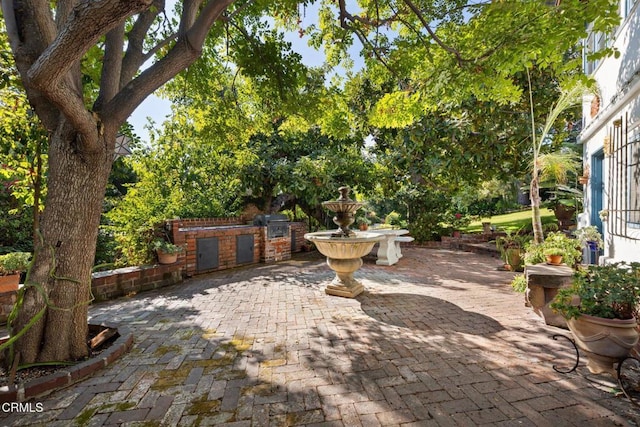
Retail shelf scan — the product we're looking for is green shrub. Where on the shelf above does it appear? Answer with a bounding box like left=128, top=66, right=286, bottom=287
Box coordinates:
left=385, top=211, right=402, bottom=227
left=551, top=263, right=640, bottom=320
left=510, top=274, right=528, bottom=293
left=524, top=232, right=582, bottom=266
left=408, top=212, right=449, bottom=242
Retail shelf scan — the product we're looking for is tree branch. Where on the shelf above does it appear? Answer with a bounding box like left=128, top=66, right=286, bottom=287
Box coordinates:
left=104, top=0, right=236, bottom=125
left=401, top=0, right=466, bottom=67
left=29, top=0, right=152, bottom=90
left=1, top=1, right=60, bottom=131
left=186, top=0, right=236, bottom=49
left=23, top=0, right=153, bottom=147
left=121, top=0, right=166, bottom=84
left=336, top=0, right=397, bottom=76
left=95, top=24, right=125, bottom=111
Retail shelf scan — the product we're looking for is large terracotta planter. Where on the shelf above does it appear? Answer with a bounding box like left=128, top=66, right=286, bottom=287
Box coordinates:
left=0, top=274, right=20, bottom=293
left=567, top=314, right=639, bottom=377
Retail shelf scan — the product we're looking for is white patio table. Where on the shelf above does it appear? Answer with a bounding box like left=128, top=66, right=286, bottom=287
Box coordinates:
left=368, top=228, right=413, bottom=265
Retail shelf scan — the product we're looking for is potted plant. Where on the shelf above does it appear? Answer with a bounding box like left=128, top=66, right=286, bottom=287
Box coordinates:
left=573, top=226, right=603, bottom=264
left=151, top=239, right=184, bottom=264
left=356, top=216, right=371, bottom=231
left=0, top=252, right=31, bottom=292
left=573, top=226, right=603, bottom=249
left=543, top=247, right=564, bottom=265
left=551, top=262, right=640, bottom=376
left=496, top=229, right=531, bottom=272
left=523, top=232, right=582, bottom=268
left=482, top=221, right=492, bottom=235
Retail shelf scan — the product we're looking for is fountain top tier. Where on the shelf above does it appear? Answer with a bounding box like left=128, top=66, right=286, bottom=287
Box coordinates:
left=321, top=186, right=364, bottom=237
left=321, top=186, right=363, bottom=214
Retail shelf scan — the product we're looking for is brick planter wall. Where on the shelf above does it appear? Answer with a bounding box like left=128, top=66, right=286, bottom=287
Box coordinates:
left=0, top=263, right=183, bottom=325
left=91, top=263, right=183, bottom=302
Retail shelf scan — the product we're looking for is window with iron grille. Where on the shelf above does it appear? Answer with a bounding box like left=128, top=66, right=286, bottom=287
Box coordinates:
left=607, top=114, right=640, bottom=239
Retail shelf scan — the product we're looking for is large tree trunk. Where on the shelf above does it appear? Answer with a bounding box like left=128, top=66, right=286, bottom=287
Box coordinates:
left=10, top=122, right=112, bottom=365
left=1, top=0, right=239, bottom=367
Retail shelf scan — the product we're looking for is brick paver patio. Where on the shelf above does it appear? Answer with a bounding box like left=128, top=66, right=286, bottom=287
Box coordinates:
left=2, top=247, right=640, bottom=426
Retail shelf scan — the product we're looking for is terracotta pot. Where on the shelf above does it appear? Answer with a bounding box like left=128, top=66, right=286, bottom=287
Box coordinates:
left=358, top=224, right=369, bottom=231
left=452, top=230, right=461, bottom=238
left=545, top=255, right=563, bottom=265
left=505, top=248, right=523, bottom=272
left=0, top=274, right=20, bottom=293
left=567, top=314, right=639, bottom=377
left=157, top=250, right=178, bottom=265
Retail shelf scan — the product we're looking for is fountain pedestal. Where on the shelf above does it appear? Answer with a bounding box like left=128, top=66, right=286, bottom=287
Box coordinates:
left=326, top=257, right=365, bottom=297
left=304, top=231, right=382, bottom=298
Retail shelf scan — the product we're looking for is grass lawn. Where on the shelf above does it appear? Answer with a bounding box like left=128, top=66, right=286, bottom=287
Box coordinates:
left=463, top=209, right=557, bottom=233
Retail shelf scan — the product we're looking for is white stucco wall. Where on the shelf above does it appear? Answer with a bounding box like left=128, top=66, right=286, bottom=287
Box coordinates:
left=579, top=3, right=640, bottom=264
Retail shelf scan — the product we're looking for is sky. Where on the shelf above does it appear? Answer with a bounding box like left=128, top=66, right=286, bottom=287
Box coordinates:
left=129, top=3, right=363, bottom=143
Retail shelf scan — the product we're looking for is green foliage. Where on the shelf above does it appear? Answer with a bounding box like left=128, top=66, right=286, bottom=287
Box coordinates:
left=510, top=274, right=528, bottom=294
left=0, top=21, right=48, bottom=251
left=0, top=252, right=31, bottom=275
left=538, top=151, right=581, bottom=186
left=0, top=190, right=33, bottom=253
left=543, top=247, right=564, bottom=257
left=408, top=211, right=449, bottom=243
left=524, top=232, right=582, bottom=267
left=384, top=211, right=403, bottom=227
left=496, top=228, right=530, bottom=251
left=551, top=263, right=640, bottom=320
left=450, top=212, right=472, bottom=230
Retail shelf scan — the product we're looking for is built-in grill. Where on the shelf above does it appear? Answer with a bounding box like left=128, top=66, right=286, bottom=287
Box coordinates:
left=253, top=214, right=290, bottom=239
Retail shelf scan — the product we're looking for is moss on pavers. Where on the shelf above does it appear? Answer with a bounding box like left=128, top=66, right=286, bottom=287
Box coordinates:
left=186, top=394, right=221, bottom=415
left=285, top=409, right=324, bottom=425
left=151, top=365, right=192, bottom=389
left=153, top=344, right=182, bottom=356
left=75, top=401, right=137, bottom=426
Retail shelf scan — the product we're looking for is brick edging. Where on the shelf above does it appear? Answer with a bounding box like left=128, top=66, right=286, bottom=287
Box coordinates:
left=0, top=324, right=133, bottom=403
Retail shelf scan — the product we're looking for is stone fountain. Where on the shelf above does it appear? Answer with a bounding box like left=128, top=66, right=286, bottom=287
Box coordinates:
left=304, top=187, right=383, bottom=298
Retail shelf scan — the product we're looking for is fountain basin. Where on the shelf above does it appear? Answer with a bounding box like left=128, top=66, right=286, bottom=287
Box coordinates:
left=305, top=231, right=382, bottom=258
left=305, top=230, right=383, bottom=298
